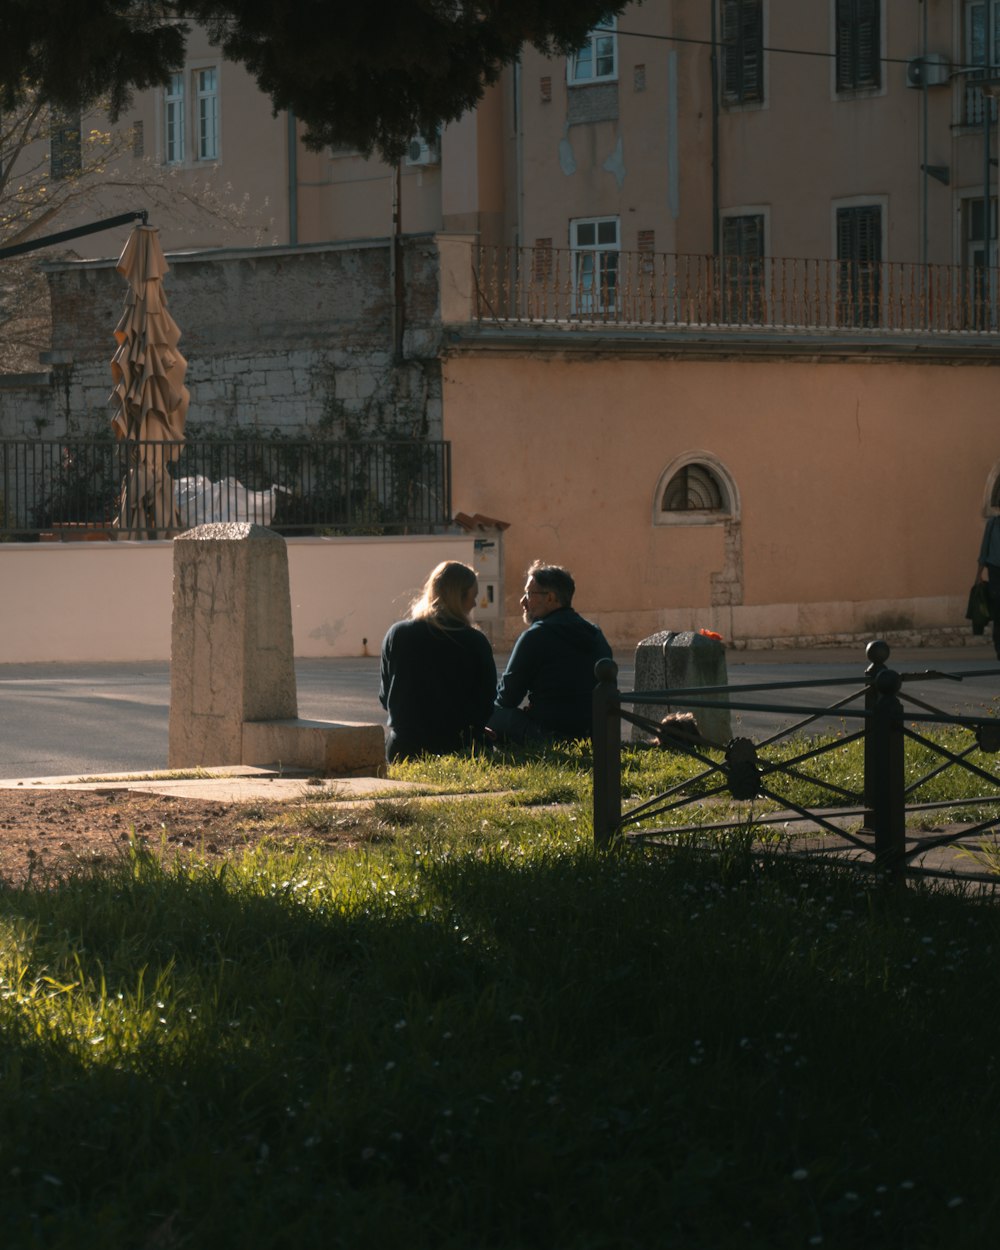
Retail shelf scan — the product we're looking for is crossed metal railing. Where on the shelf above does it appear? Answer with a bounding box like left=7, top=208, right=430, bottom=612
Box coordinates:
left=0, top=437, right=452, bottom=539
left=475, top=245, right=1000, bottom=335
left=592, top=640, right=1000, bottom=883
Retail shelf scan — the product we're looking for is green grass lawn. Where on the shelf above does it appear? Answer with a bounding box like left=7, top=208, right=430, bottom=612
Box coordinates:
left=2, top=742, right=1000, bottom=1248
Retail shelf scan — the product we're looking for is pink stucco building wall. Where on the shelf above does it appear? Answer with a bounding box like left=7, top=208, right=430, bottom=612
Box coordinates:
left=443, top=349, right=996, bottom=650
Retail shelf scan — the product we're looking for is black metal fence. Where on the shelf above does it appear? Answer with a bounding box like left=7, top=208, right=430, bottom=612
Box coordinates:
left=593, top=640, right=1000, bottom=883
left=0, top=437, right=452, bottom=539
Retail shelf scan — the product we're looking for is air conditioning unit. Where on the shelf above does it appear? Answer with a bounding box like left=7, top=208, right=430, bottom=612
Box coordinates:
left=906, top=53, right=950, bottom=89
left=405, top=135, right=441, bottom=167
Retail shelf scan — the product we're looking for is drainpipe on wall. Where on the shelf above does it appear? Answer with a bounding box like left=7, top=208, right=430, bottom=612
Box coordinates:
left=287, top=110, right=298, bottom=246
left=985, top=2, right=993, bottom=271
left=514, top=56, right=524, bottom=249
left=920, top=0, right=928, bottom=270
left=710, top=1, right=720, bottom=255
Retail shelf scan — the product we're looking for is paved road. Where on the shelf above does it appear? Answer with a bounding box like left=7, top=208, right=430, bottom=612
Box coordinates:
left=1, top=647, right=998, bottom=780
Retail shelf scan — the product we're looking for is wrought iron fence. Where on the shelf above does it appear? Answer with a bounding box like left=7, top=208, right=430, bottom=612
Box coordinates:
left=593, top=640, right=1000, bottom=883
left=0, top=437, right=452, bottom=540
left=476, top=245, right=1000, bottom=334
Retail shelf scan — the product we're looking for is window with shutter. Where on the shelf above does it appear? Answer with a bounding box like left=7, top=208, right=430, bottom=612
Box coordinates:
left=721, top=214, right=765, bottom=322
left=964, top=1, right=1000, bottom=125
left=721, top=0, right=764, bottom=105
left=836, top=205, right=882, bottom=327
left=836, top=0, right=881, bottom=92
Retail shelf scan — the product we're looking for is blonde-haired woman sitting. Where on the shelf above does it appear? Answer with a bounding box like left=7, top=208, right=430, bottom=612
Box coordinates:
left=379, top=561, right=497, bottom=762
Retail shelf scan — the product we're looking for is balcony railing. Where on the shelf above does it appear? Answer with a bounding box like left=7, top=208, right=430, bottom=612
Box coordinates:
left=474, top=245, right=1000, bottom=336
left=0, top=438, right=452, bottom=540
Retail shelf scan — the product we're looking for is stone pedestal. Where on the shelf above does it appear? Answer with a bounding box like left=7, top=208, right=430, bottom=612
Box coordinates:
left=631, top=630, right=732, bottom=746
left=169, top=523, right=385, bottom=775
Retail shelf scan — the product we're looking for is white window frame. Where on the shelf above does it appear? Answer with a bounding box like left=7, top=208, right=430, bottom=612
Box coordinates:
left=570, top=216, right=620, bottom=315
left=568, top=17, right=618, bottom=85
left=162, top=63, right=220, bottom=165
left=196, top=66, right=219, bottom=161
left=164, top=72, right=185, bottom=164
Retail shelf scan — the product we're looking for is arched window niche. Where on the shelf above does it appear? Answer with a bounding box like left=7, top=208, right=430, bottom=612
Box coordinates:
left=653, top=452, right=739, bottom=527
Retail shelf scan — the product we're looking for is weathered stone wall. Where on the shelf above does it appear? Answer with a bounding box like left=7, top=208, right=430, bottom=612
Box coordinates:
left=0, top=372, right=57, bottom=436
left=0, top=236, right=447, bottom=441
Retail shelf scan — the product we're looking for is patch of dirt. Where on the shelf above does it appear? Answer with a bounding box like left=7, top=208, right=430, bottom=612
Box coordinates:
left=0, top=789, right=340, bottom=885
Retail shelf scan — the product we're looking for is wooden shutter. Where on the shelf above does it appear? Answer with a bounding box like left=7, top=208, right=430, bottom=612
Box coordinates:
left=721, top=0, right=763, bottom=104
left=836, top=0, right=881, bottom=91
left=721, top=0, right=741, bottom=100
left=722, top=215, right=764, bottom=261
left=837, top=206, right=881, bottom=327
left=856, top=0, right=881, bottom=88
left=739, top=0, right=763, bottom=101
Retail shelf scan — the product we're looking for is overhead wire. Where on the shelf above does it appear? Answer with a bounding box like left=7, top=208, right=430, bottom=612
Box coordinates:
left=597, top=24, right=969, bottom=72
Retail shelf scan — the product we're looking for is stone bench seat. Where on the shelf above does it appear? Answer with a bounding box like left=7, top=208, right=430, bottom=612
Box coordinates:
left=242, top=718, right=386, bottom=777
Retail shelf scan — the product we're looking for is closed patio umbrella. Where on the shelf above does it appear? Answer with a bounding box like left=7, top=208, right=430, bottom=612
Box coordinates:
left=110, top=223, right=189, bottom=538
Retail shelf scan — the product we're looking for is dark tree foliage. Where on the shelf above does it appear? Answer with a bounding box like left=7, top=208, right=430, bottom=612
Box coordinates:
left=0, top=0, right=633, bottom=162
left=0, top=2, right=186, bottom=120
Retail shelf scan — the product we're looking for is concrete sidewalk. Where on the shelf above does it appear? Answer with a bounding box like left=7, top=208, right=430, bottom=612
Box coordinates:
left=0, top=764, right=423, bottom=803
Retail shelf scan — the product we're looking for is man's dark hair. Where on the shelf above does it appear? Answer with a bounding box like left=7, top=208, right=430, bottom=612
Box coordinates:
left=528, top=561, right=575, bottom=607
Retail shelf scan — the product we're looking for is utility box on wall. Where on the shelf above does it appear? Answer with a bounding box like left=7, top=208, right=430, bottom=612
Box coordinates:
left=455, top=512, right=509, bottom=642
left=474, top=536, right=501, bottom=620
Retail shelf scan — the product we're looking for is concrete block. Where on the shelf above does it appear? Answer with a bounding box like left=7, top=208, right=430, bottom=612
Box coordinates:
left=169, top=522, right=299, bottom=767
left=631, top=630, right=731, bottom=746
left=242, top=719, right=386, bottom=777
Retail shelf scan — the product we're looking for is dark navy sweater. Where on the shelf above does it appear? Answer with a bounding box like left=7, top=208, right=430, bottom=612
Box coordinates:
left=495, top=608, right=613, bottom=738
left=380, top=617, right=497, bottom=758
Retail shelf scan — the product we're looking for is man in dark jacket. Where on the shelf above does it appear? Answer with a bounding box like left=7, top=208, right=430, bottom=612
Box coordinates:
left=489, top=561, right=612, bottom=743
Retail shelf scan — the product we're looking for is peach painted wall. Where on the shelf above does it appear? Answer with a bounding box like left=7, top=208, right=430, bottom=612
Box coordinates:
left=442, top=353, right=999, bottom=649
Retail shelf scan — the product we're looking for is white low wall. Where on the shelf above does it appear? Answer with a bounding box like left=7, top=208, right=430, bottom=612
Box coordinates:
left=0, top=534, right=477, bottom=663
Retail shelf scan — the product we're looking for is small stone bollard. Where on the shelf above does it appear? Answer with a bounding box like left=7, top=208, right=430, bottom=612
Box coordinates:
left=169, top=523, right=297, bottom=766
left=630, top=630, right=731, bottom=746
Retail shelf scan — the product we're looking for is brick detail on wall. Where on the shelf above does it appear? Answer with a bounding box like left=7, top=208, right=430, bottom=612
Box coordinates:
left=567, top=82, right=619, bottom=126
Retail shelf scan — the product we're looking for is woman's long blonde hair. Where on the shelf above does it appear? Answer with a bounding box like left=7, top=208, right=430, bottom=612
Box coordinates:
left=409, top=561, right=477, bottom=627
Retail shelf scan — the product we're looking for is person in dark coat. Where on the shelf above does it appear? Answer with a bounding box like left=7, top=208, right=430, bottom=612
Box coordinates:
left=489, top=561, right=612, bottom=744
left=379, top=561, right=497, bottom=762
left=977, top=514, right=1000, bottom=659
